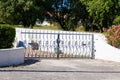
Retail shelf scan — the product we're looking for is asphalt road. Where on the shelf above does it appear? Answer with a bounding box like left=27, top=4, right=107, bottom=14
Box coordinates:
left=0, top=59, right=120, bottom=80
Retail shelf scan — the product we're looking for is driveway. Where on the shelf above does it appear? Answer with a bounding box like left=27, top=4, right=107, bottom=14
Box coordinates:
left=0, top=59, right=120, bottom=80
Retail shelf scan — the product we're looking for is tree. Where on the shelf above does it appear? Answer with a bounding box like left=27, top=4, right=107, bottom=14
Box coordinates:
left=111, top=0, right=120, bottom=25
left=46, top=0, right=89, bottom=31
left=0, top=0, right=43, bottom=28
left=1, top=0, right=119, bottom=30
left=81, top=0, right=120, bottom=32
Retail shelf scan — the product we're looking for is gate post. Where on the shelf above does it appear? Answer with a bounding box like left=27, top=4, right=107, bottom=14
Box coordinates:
left=91, top=34, right=95, bottom=59
left=56, top=34, right=60, bottom=59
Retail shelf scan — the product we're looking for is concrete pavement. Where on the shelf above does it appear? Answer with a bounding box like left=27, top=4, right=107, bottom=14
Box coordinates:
left=0, top=59, right=120, bottom=80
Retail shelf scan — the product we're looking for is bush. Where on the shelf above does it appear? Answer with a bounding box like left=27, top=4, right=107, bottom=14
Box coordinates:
left=103, top=25, right=120, bottom=48
left=0, top=25, right=15, bottom=49
left=113, top=16, right=120, bottom=25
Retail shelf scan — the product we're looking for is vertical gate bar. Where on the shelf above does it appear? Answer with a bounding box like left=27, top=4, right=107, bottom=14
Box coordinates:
left=72, top=35, right=74, bottom=58
left=80, top=35, right=82, bottom=58
left=38, top=31, right=40, bottom=58
left=65, top=32, right=67, bottom=58
left=87, top=34, right=90, bottom=58
left=68, top=34, right=70, bottom=57
left=42, top=32, right=44, bottom=58
left=75, top=32, right=77, bottom=58
left=53, top=32, right=55, bottom=58
left=91, top=34, right=95, bottom=59
left=56, top=34, right=60, bottom=59
left=85, top=34, right=87, bottom=58
left=46, top=31, right=48, bottom=58
left=62, top=33, right=64, bottom=58
left=84, top=34, right=86, bottom=58
left=81, top=34, right=83, bottom=58
left=39, top=30, right=41, bottom=57
left=24, top=30, right=27, bottom=57
left=89, top=34, right=91, bottom=58
left=78, top=34, right=80, bottom=58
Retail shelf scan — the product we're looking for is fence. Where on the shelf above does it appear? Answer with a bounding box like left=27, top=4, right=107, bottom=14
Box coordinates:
left=15, top=28, right=94, bottom=59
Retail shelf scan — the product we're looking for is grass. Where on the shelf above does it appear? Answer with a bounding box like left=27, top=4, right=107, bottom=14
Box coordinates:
left=0, top=23, right=85, bottom=32
left=0, top=24, right=63, bottom=30
left=33, top=25, right=63, bottom=30
left=34, top=25, right=85, bottom=32
left=0, top=24, right=24, bottom=28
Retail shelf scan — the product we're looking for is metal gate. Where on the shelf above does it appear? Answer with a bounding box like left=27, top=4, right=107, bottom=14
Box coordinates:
left=16, top=28, right=94, bottom=59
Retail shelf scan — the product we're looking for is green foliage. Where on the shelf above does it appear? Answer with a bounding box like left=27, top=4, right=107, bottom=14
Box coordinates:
left=0, top=0, right=44, bottom=27
left=87, top=0, right=113, bottom=30
left=113, top=16, right=120, bottom=25
left=80, top=0, right=120, bottom=32
left=0, top=0, right=120, bottom=31
left=103, top=25, right=120, bottom=48
left=0, top=25, right=15, bottom=49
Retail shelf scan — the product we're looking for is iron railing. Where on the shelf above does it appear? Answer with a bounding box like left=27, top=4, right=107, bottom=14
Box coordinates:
left=16, top=28, right=94, bottom=59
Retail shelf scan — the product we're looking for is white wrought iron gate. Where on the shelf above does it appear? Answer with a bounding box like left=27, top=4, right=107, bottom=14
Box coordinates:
left=16, top=28, right=95, bottom=59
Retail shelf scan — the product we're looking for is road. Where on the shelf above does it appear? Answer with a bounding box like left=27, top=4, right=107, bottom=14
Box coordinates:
left=0, top=59, right=120, bottom=80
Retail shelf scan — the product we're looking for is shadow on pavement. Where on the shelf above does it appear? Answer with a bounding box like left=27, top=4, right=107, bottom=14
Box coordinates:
left=23, top=59, right=40, bottom=66
left=0, top=59, right=40, bottom=68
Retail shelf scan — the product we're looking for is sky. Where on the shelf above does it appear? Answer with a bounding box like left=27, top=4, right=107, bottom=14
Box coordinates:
left=52, top=0, right=70, bottom=11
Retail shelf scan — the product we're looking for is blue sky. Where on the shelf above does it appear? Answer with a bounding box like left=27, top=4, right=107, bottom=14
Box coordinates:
left=52, top=0, right=70, bottom=10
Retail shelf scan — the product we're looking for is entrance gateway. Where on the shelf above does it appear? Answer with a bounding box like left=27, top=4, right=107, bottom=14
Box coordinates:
left=17, top=28, right=95, bottom=59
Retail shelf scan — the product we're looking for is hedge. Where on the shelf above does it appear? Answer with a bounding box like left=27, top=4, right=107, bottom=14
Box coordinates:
left=0, top=25, right=15, bottom=49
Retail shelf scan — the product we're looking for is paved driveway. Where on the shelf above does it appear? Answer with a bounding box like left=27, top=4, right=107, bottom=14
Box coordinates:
left=0, top=59, right=120, bottom=80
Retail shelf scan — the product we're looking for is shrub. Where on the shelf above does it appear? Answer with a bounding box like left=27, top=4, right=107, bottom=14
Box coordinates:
left=113, top=16, right=120, bottom=25
left=103, top=25, right=120, bottom=48
left=0, top=25, right=15, bottom=49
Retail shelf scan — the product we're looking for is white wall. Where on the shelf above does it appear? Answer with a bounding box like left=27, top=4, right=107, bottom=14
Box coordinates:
left=0, top=47, right=24, bottom=67
left=94, top=34, right=120, bottom=62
